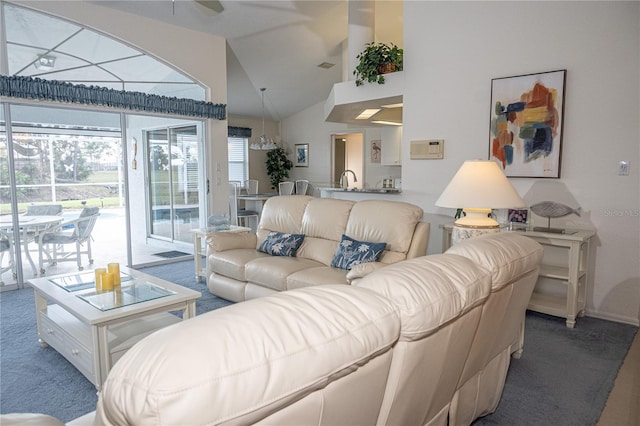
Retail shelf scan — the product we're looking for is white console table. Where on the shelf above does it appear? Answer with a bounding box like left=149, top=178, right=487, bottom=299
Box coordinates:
left=191, top=225, right=250, bottom=282
left=441, top=224, right=595, bottom=328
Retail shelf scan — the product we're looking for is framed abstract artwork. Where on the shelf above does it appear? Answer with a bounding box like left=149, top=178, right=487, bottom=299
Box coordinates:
left=294, top=143, right=309, bottom=167
left=489, top=69, right=566, bottom=178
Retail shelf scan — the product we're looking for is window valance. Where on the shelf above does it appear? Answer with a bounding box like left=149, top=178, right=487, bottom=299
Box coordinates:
left=0, top=75, right=226, bottom=120
left=228, top=126, right=252, bottom=138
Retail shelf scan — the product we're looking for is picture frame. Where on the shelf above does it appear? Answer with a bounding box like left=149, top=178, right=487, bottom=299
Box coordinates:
left=489, top=69, right=566, bottom=178
left=370, top=140, right=381, bottom=164
left=294, top=143, right=309, bottom=167
left=508, top=208, right=529, bottom=224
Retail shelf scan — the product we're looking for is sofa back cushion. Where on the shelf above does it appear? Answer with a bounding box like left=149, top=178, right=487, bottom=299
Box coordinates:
left=355, top=253, right=491, bottom=425
left=446, top=232, right=543, bottom=291
left=256, top=196, right=424, bottom=267
left=257, top=195, right=313, bottom=243
left=95, top=285, right=400, bottom=425
left=345, top=200, right=424, bottom=264
left=297, top=198, right=355, bottom=265
left=357, top=254, right=491, bottom=339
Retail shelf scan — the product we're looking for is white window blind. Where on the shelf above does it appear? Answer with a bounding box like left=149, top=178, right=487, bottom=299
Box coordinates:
left=228, top=136, right=248, bottom=185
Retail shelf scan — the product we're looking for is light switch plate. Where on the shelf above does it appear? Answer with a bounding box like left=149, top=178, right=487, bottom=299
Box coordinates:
left=618, top=160, right=630, bottom=176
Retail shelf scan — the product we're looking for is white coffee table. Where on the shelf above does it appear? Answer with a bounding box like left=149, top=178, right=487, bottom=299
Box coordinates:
left=29, top=266, right=201, bottom=390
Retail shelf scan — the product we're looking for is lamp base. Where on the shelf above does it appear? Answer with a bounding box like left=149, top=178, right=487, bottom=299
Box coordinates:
left=451, top=225, right=500, bottom=245
left=451, top=209, right=500, bottom=245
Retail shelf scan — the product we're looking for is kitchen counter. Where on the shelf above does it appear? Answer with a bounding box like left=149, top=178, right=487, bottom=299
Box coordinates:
left=321, top=187, right=402, bottom=194
left=319, top=187, right=402, bottom=200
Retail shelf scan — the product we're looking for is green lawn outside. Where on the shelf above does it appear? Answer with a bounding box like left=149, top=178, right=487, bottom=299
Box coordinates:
left=88, top=170, right=120, bottom=183
left=1, top=197, right=122, bottom=213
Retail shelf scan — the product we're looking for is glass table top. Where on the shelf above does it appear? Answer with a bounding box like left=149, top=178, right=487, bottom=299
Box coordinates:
left=49, top=271, right=132, bottom=292
left=76, top=281, right=176, bottom=311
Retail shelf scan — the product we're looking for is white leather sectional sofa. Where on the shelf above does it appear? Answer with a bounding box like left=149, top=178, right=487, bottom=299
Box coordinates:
left=88, top=232, right=543, bottom=426
left=206, top=195, right=430, bottom=302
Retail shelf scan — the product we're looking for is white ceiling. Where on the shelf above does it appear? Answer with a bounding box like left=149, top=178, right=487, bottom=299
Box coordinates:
left=95, top=0, right=402, bottom=121
left=91, top=0, right=352, bottom=122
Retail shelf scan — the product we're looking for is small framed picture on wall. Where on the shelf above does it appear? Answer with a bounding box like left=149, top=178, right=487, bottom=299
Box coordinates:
left=295, top=143, right=309, bottom=167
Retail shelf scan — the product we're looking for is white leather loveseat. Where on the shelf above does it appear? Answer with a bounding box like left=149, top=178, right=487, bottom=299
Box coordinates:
left=206, top=195, right=429, bottom=302
left=88, top=232, right=543, bottom=426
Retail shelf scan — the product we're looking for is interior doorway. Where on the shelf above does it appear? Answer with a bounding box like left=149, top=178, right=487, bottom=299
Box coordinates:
left=332, top=132, right=363, bottom=189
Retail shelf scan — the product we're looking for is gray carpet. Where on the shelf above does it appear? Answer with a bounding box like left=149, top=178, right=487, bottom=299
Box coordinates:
left=0, top=260, right=636, bottom=425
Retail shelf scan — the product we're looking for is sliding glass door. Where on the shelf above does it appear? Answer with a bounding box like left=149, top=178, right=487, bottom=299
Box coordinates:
left=146, top=125, right=202, bottom=245
left=0, top=104, right=18, bottom=289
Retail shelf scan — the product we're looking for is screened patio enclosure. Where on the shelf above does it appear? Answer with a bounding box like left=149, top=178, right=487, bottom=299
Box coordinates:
left=0, top=2, right=218, bottom=289
left=0, top=103, right=206, bottom=289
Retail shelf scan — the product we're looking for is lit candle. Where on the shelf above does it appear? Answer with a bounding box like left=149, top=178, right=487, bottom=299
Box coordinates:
left=95, top=268, right=107, bottom=292
left=108, top=263, right=121, bottom=286
left=102, top=272, right=114, bottom=291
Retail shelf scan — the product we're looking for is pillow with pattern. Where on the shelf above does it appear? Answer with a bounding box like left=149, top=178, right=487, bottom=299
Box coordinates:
left=331, top=234, right=386, bottom=270
left=258, top=231, right=305, bottom=257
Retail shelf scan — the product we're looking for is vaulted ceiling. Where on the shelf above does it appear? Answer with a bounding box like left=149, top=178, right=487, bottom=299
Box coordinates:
left=91, top=0, right=402, bottom=122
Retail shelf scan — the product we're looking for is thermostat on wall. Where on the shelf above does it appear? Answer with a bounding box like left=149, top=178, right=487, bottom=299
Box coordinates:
left=410, top=139, right=444, bottom=159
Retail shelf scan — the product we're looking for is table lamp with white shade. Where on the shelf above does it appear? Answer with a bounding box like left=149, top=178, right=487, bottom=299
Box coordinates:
left=436, top=160, right=526, bottom=245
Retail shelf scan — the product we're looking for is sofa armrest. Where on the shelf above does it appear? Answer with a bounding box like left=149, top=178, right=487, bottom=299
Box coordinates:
left=346, top=262, right=386, bottom=284
left=206, top=232, right=257, bottom=252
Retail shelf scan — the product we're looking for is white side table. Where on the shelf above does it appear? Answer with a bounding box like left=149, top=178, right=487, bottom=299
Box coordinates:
left=441, top=224, right=596, bottom=328
left=191, top=225, right=250, bottom=282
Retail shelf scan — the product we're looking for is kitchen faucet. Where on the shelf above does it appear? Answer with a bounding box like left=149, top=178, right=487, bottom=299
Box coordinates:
left=339, top=169, right=358, bottom=188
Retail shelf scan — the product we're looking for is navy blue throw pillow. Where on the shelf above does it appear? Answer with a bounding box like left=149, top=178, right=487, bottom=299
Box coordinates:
left=331, top=234, right=386, bottom=270
left=258, top=232, right=305, bottom=257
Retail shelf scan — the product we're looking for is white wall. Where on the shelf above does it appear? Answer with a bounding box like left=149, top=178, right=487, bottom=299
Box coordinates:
left=402, top=1, right=639, bottom=325
left=284, top=1, right=640, bottom=325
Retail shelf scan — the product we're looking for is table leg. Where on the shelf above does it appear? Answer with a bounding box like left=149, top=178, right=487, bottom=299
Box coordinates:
left=34, top=290, right=48, bottom=347
left=22, top=228, right=38, bottom=276
left=184, top=300, right=196, bottom=319
left=94, top=324, right=110, bottom=391
left=193, top=233, right=203, bottom=282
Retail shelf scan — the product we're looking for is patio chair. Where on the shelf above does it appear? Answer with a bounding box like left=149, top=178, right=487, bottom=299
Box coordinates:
left=36, top=207, right=100, bottom=274
left=295, top=179, right=309, bottom=195
left=25, top=204, right=63, bottom=216
left=278, top=181, right=294, bottom=195
left=0, top=230, right=15, bottom=285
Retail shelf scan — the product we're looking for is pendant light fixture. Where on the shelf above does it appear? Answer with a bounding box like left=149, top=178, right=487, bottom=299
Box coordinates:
left=250, top=88, right=278, bottom=150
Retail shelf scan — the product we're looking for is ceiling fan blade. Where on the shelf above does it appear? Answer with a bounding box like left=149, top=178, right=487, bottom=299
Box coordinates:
left=194, top=0, right=224, bottom=14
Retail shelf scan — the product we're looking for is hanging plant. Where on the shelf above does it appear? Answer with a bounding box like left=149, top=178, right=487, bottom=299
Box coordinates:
left=266, top=146, right=293, bottom=190
left=353, top=42, right=404, bottom=86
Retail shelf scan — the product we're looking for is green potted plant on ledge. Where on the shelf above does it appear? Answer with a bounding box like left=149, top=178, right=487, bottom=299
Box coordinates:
left=266, top=146, right=293, bottom=190
left=353, top=42, right=403, bottom=86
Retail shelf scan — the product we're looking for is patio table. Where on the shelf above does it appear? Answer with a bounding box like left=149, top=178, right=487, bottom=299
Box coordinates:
left=0, top=215, right=63, bottom=276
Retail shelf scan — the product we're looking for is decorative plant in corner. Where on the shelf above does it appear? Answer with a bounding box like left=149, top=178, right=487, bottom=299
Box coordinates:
left=266, top=146, right=293, bottom=190
left=353, top=42, right=403, bottom=86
